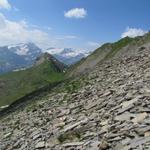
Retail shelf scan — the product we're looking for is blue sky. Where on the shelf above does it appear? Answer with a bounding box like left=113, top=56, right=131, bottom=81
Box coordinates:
left=0, top=0, right=149, bottom=52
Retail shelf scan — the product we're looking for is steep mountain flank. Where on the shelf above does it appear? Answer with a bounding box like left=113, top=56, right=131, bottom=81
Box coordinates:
left=0, top=53, right=66, bottom=107
left=1, top=33, right=150, bottom=150
left=68, top=33, right=150, bottom=77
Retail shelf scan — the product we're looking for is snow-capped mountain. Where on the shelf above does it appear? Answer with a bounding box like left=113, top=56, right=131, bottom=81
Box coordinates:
left=46, top=48, right=89, bottom=65
left=0, top=43, right=42, bottom=73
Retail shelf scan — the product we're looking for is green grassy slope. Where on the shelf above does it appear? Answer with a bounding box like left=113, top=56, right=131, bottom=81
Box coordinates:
left=0, top=53, right=66, bottom=107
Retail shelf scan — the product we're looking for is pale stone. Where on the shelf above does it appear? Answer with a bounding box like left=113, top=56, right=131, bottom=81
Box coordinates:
left=35, top=141, right=45, bottom=149
left=121, top=97, right=139, bottom=108
left=145, top=131, right=150, bottom=137
left=62, top=142, right=84, bottom=148
left=100, top=120, right=108, bottom=126
left=132, top=112, right=148, bottom=123
left=4, top=132, right=12, bottom=138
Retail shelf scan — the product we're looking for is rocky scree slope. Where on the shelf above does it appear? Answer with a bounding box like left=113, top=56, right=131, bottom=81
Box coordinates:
left=1, top=33, right=150, bottom=149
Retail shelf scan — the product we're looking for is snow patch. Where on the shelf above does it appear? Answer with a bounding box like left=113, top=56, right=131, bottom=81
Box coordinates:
left=46, top=48, right=64, bottom=55
left=15, top=45, right=29, bottom=55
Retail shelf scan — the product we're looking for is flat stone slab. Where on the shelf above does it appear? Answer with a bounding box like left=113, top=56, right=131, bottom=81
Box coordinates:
left=121, top=96, right=141, bottom=108
left=129, top=136, right=150, bottom=148
left=115, top=112, right=135, bottom=121
left=35, top=141, right=45, bottom=149
left=62, top=118, right=88, bottom=132
left=62, top=142, right=85, bottom=147
left=132, top=112, right=148, bottom=123
left=117, top=104, right=134, bottom=114
left=135, top=126, right=150, bottom=136
left=87, top=141, right=100, bottom=150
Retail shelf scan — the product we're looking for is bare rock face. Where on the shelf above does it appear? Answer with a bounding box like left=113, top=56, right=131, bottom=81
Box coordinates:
left=1, top=34, right=150, bottom=150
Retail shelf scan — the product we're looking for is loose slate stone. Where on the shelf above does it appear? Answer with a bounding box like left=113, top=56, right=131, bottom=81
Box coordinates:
left=131, top=112, right=148, bottom=123
left=4, top=132, right=12, bottom=138
left=135, top=126, right=150, bottom=136
left=121, top=97, right=139, bottom=108
left=115, top=112, right=135, bottom=121
left=62, top=142, right=85, bottom=149
left=117, top=104, right=134, bottom=114
left=130, top=137, right=150, bottom=148
left=35, top=141, right=45, bottom=149
left=62, top=118, right=88, bottom=132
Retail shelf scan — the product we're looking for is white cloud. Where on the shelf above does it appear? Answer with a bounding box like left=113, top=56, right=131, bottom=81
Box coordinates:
left=0, top=13, right=89, bottom=54
left=64, top=35, right=77, bottom=39
left=46, top=48, right=64, bottom=54
left=0, top=13, right=59, bottom=49
left=47, top=27, right=52, bottom=30
left=56, top=35, right=77, bottom=40
left=87, top=41, right=100, bottom=47
left=0, top=0, right=11, bottom=9
left=64, top=8, right=87, bottom=19
left=121, top=27, right=148, bottom=38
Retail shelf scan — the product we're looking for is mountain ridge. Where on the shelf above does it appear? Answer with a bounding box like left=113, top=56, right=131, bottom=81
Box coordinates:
left=68, top=33, right=150, bottom=77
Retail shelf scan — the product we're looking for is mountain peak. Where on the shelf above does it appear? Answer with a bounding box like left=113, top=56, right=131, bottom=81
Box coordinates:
left=7, top=42, right=41, bottom=56
left=35, top=52, right=67, bottom=72
left=0, top=42, right=42, bottom=73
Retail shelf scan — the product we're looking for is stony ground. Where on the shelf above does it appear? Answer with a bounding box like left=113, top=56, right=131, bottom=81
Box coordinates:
left=1, top=43, right=150, bottom=150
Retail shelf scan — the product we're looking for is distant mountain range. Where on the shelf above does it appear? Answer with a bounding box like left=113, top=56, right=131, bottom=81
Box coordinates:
left=0, top=43, right=42, bottom=73
left=46, top=48, right=89, bottom=65
left=0, top=43, right=89, bottom=74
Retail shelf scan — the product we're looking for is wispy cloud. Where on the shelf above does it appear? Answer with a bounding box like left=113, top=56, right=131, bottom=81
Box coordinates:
left=47, top=27, right=52, bottom=31
left=121, top=27, right=148, bottom=38
left=56, top=35, right=78, bottom=40
left=87, top=41, right=100, bottom=47
left=64, top=8, right=87, bottom=19
left=13, top=6, right=19, bottom=12
left=64, top=35, right=78, bottom=39
left=0, top=0, right=11, bottom=10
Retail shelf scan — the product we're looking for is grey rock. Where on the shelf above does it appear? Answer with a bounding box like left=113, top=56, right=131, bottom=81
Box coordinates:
left=35, top=141, right=45, bottom=149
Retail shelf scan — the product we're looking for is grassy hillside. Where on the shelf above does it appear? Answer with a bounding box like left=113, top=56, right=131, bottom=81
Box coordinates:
left=0, top=53, right=66, bottom=107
